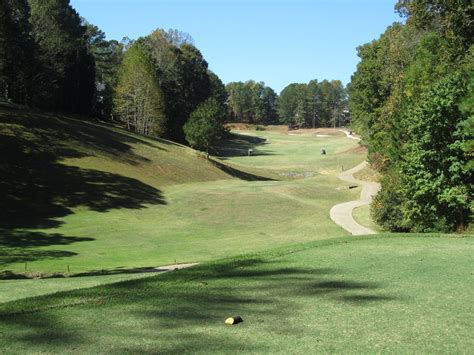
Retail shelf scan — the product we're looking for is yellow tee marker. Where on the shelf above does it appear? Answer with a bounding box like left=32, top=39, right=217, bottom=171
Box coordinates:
left=225, top=316, right=243, bottom=325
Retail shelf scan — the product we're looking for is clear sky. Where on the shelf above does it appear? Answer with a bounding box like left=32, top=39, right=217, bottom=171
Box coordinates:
left=70, top=0, right=402, bottom=93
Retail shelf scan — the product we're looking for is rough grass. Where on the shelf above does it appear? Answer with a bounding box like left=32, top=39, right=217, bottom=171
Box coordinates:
left=353, top=204, right=383, bottom=232
left=353, top=162, right=380, bottom=182
left=1, top=108, right=365, bottom=274
left=0, top=235, right=472, bottom=353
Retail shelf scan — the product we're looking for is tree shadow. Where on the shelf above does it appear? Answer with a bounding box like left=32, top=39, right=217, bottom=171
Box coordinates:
left=214, top=133, right=275, bottom=159
left=0, top=257, right=398, bottom=352
left=0, top=229, right=95, bottom=267
left=0, top=311, right=85, bottom=348
left=209, top=159, right=276, bottom=182
left=0, top=107, right=166, bottom=265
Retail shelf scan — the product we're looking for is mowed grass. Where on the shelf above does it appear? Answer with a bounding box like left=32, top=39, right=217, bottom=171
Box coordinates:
left=353, top=205, right=383, bottom=232
left=1, top=107, right=366, bottom=275
left=0, top=272, right=156, bottom=304
left=0, top=235, right=472, bottom=353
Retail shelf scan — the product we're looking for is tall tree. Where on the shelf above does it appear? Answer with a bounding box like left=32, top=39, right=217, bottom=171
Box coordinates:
left=307, top=80, right=322, bottom=128
left=278, top=80, right=346, bottom=128
left=0, top=0, right=33, bottom=104
left=83, top=20, right=124, bottom=119
left=114, top=43, right=166, bottom=136
left=277, top=83, right=308, bottom=126
left=226, top=81, right=278, bottom=124
left=143, top=29, right=213, bottom=141
left=397, top=72, right=471, bottom=231
left=350, top=0, right=473, bottom=232
left=28, top=0, right=95, bottom=114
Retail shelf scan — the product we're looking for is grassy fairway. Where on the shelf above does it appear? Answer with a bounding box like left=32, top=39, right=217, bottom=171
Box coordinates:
left=1, top=235, right=472, bottom=353
left=1, top=108, right=365, bottom=274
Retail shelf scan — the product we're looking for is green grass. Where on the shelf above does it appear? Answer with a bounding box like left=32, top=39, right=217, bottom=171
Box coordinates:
left=2, top=108, right=472, bottom=352
left=215, top=129, right=364, bottom=175
left=0, top=273, right=156, bottom=304
left=1, top=107, right=365, bottom=274
left=1, top=235, right=472, bottom=353
left=353, top=205, right=383, bottom=232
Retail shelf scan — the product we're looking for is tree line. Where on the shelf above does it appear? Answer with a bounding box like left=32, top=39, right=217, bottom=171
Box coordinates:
left=0, top=0, right=95, bottom=114
left=349, top=0, right=473, bottom=233
left=0, top=0, right=227, bottom=146
left=225, top=79, right=348, bottom=128
left=1, top=0, right=349, bottom=151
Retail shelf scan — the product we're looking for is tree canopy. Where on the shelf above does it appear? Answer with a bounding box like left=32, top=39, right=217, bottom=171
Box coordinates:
left=226, top=81, right=278, bottom=125
left=278, top=80, right=347, bottom=128
left=349, top=0, right=473, bottom=232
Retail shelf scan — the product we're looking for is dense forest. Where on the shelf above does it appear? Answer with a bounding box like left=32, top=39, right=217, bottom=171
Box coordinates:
left=349, top=0, right=473, bottom=232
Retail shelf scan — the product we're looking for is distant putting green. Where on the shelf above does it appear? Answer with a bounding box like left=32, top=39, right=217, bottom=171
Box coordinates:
left=1, top=108, right=366, bottom=274
left=1, top=235, right=472, bottom=353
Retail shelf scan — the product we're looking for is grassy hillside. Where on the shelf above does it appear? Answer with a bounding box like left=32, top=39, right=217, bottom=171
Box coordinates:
left=1, top=106, right=365, bottom=275
left=1, top=235, right=472, bottom=353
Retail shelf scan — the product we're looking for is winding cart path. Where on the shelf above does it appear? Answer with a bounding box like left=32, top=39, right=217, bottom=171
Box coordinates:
left=329, top=160, right=381, bottom=235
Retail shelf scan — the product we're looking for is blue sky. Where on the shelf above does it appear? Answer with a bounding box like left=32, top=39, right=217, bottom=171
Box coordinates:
left=71, top=0, right=402, bottom=93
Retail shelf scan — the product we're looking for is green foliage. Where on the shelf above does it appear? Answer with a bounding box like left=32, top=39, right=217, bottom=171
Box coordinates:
left=28, top=0, right=96, bottom=114
left=143, top=29, right=221, bottom=142
left=459, top=51, right=474, bottom=174
left=208, top=70, right=228, bottom=105
left=278, top=83, right=308, bottom=126
left=279, top=80, right=347, bottom=128
left=184, top=98, right=226, bottom=151
left=349, top=1, right=473, bottom=231
left=396, top=0, right=474, bottom=58
left=372, top=172, right=408, bottom=231
left=398, top=73, right=471, bottom=231
left=0, top=0, right=33, bottom=104
left=113, top=43, right=166, bottom=136
left=83, top=20, right=124, bottom=120
left=226, top=81, right=278, bottom=124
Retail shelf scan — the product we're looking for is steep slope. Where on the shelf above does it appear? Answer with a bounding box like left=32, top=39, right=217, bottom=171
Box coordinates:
left=0, top=105, right=234, bottom=226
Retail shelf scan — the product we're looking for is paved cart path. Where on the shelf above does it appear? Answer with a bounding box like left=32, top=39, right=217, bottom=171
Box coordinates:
left=329, top=160, right=381, bottom=235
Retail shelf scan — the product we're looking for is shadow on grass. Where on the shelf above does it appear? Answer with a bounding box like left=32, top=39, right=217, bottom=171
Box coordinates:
left=0, top=107, right=166, bottom=265
left=71, top=266, right=176, bottom=278
left=0, top=229, right=94, bottom=267
left=214, top=132, right=275, bottom=159
left=1, top=310, right=85, bottom=347
left=209, top=159, right=277, bottom=182
left=0, top=257, right=398, bottom=352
